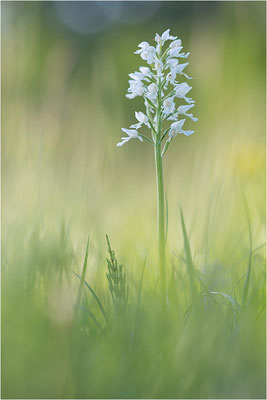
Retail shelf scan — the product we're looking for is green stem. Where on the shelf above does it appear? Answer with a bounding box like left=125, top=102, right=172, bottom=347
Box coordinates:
left=154, top=62, right=167, bottom=307
left=154, top=142, right=166, bottom=306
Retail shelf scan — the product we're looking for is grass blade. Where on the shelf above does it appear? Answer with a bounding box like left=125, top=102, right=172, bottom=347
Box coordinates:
left=135, top=253, right=148, bottom=321
left=242, top=200, right=253, bottom=309
left=72, top=271, right=110, bottom=326
left=79, top=305, right=104, bottom=332
left=180, top=207, right=199, bottom=310
left=202, top=291, right=240, bottom=312
left=74, top=234, right=90, bottom=314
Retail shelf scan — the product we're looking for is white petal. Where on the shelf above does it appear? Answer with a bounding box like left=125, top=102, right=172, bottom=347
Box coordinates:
left=138, top=41, right=149, bottom=49
left=139, top=66, right=151, bottom=76
left=179, top=51, right=190, bottom=58
left=169, top=47, right=183, bottom=58
left=170, top=39, right=182, bottom=48
left=178, top=104, right=194, bottom=114
left=176, top=62, right=189, bottom=73
left=182, top=130, right=194, bottom=136
left=161, top=29, right=170, bottom=42
left=121, top=128, right=139, bottom=137
left=181, top=72, right=193, bottom=80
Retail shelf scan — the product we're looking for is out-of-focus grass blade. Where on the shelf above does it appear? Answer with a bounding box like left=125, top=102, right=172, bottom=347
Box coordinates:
left=242, top=200, right=253, bottom=309
left=175, top=250, right=187, bottom=264
left=134, top=253, right=148, bottom=328
left=165, top=192, right=168, bottom=243
left=202, top=291, right=240, bottom=312
left=74, top=234, right=90, bottom=314
left=73, top=271, right=110, bottom=327
left=201, top=291, right=240, bottom=327
left=175, top=251, right=209, bottom=292
left=252, top=243, right=266, bottom=254
left=180, top=207, right=199, bottom=310
left=79, top=305, right=104, bottom=333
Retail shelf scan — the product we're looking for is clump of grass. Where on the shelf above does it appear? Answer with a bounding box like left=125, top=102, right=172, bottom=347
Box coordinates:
left=106, top=234, right=129, bottom=332
left=2, top=215, right=265, bottom=399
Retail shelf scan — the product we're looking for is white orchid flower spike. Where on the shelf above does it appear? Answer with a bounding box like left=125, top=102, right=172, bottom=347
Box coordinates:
left=117, top=29, right=197, bottom=150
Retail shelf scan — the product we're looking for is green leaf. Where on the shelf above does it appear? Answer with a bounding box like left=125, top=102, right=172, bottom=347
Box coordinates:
left=160, top=128, right=170, bottom=143
left=72, top=271, right=110, bottom=326
left=74, top=234, right=90, bottom=314
left=161, top=140, right=170, bottom=157
left=79, top=305, right=104, bottom=332
left=148, top=120, right=157, bottom=136
left=144, top=96, right=156, bottom=110
left=139, top=134, right=154, bottom=145
left=162, top=90, right=176, bottom=102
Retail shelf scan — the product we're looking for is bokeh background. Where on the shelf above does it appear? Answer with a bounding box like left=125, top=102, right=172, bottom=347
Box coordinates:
left=2, top=1, right=266, bottom=399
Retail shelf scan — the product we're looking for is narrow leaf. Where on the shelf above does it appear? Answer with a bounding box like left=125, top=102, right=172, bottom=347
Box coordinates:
left=144, top=96, right=156, bottom=110
left=180, top=207, right=199, bottom=309
left=72, top=271, right=110, bottom=326
left=74, top=234, right=90, bottom=313
left=139, top=134, right=154, bottom=145
left=79, top=305, right=104, bottom=332
left=242, top=200, right=253, bottom=309
left=161, top=140, right=170, bottom=157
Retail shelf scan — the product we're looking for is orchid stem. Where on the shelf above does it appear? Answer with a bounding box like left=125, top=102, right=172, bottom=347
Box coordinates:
left=154, top=142, right=167, bottom=308
left=154, top=69, right=167, bottom=308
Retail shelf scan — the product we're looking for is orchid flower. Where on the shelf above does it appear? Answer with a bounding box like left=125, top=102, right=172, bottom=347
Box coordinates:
left=117, top=128, right=143, bottom=147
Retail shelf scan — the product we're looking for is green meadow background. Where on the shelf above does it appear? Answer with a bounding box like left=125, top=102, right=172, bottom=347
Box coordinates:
left=2, top=1, right=266, bottom=399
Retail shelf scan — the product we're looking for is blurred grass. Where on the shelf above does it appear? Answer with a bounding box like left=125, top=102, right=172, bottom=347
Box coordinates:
left=1, top=1, right=266, bottom=399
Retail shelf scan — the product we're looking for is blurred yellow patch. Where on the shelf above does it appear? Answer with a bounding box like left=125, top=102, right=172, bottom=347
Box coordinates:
left=234, top=144, right=265, bottom=177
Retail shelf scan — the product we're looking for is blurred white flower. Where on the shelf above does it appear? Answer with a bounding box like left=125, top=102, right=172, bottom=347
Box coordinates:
left=155, top=29, right=177, bottom=46
left=167, top=63, right=189, bottom=84
left=175, top=82, right=194, bottom=103
left=117, top=128, right=143, bottom=147
left=134, top=41, right=150, bottom=54
left=154, top=58, right=164, bottom=75
left=163, top=97, right=175, bottom=114
left=146, top=82, right=158, bottom=102
left=169, top=39, right=182, bottom=48
left=167, top=58, right=178, bottom=69
left=139, top=66, right=151, bottom=77
left=147, top=82, right=157, bottom=93
left=177, top=104, right=198, bottom=121
left=126, top=80, right=145, bottom=99
left=168, top=47, right=183, bottom=58
left=129, top=71, right=144, bottom=81
left=131, top=111, right=149, bottom=129
left=142, top=47, right=156, bottom=64
left=168, top=120, right=194, bottom=140
left=135, top=41, right=156, bottom=64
